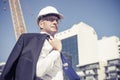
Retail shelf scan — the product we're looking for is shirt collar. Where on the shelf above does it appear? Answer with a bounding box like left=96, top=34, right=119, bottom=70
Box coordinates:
left=40, top=32, right=54, bottom=39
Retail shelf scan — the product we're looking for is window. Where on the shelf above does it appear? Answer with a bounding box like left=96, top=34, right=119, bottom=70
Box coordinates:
left=62, top=35, right=78, bottom=69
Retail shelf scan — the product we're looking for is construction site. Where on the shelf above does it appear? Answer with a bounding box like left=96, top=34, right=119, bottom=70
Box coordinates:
left=0, top=0, right=120, bottom=80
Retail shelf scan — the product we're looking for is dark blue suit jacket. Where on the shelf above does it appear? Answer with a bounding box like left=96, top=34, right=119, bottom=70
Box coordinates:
left=0, top=33, right=48, bottom=80
left=0, top=33, right=80, bottom=80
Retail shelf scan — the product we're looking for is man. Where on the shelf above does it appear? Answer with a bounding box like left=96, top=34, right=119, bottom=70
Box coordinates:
left=0, top=6, right=80, bottom=80
left=35, top=6, right=64, bottom=80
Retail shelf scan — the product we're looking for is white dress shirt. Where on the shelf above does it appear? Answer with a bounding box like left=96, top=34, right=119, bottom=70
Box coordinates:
left=36, top=33, right=63, bottom=80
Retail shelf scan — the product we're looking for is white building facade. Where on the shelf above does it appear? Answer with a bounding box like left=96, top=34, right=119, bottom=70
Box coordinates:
left=56, top=22, right=120, bottom=80
left=97, top=36, right=120, bottom=80
left=56, top=22, right=98, bottom=67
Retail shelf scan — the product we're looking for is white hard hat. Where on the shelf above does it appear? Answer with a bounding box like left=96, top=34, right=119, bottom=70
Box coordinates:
left=37, top=6, right=63, bottom=25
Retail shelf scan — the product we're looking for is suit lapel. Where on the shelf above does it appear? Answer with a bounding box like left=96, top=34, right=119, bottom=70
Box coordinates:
left=34, top=34, right=47, bottom=63
left=31, top=34, right=48, bottom=76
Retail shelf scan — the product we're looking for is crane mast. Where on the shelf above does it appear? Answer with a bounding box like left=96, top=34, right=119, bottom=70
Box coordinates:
left=9, top=0, right=27, bottom=40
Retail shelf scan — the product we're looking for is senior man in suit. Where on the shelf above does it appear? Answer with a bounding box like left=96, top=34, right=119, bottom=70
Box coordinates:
left=0, top=6, right=80, bottom=80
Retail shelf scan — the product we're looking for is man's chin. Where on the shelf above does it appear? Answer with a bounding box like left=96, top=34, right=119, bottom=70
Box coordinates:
left=52, top=30, right=57, bottom=33
left=51, top=31, right=57, bottom=35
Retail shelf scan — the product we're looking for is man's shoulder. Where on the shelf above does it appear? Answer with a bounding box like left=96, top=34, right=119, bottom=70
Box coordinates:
left=22, top=33, right=41, bottom=36
left=20, top=33, right=42, bottom=39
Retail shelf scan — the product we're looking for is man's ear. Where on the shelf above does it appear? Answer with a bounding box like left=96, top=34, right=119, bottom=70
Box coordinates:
left=39, top=21, right=44, bottom=29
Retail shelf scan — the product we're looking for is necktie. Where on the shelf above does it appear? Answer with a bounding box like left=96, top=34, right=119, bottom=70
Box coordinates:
left=42, top=33, right=50, bottom=40
left=61, top=54, right=80, bottom=80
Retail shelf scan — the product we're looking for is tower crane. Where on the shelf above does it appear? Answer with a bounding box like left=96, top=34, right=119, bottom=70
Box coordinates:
left=9, top=0, right=27, bottom=40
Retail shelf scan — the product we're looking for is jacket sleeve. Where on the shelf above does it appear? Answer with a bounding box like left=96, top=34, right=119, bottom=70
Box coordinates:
left=0, top=34, right=24, bottom=80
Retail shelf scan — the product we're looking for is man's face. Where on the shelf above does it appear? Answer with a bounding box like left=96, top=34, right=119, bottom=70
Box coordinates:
left=39, top=15, right=60, bottom=36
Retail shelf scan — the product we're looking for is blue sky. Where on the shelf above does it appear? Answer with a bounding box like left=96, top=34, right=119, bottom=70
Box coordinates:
left=0, top=0, right=120, bottom=62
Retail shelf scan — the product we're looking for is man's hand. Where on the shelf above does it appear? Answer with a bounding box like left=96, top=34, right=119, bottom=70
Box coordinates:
left=48, top=38, right=62, bottom=52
